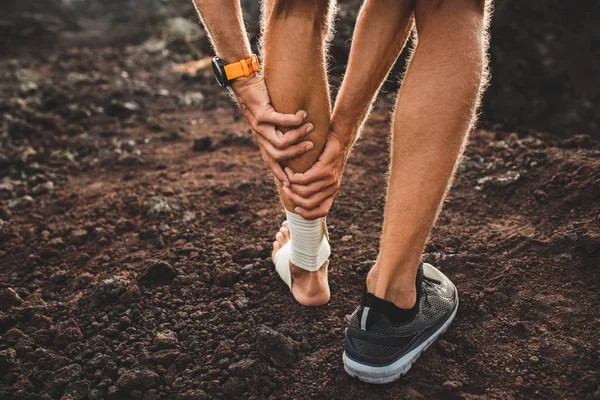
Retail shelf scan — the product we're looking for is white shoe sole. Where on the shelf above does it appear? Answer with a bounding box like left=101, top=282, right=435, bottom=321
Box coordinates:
left=342, top=297, right=459, bottom=384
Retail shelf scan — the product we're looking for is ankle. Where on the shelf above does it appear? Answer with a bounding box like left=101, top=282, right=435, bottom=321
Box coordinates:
left=366, top=263, right=419, bottom=309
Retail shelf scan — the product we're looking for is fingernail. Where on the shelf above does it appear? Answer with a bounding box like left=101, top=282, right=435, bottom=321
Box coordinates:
left=306, top=125, right=314, bottom=133
left=305, top=143, right=313, bottom=151
left=294, top=207, right=301, bottom=213
left=302, top=112, right=307, bottom=119
left=282, top=181, right=289, bottom=187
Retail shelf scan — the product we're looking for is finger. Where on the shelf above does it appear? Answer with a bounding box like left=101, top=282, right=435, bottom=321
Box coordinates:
left=295, top=197, right=334, bottom=220
left=262, top=139, right=314, bottom=162
left=282, top=184, right=336, bottom=210
left=286, top=166, right=329, bottom=185
left=288, top=178, right=336, bottom=198
left=275, top=123, right=313, bottom=148
left=258, top=108, right=307, bottom=127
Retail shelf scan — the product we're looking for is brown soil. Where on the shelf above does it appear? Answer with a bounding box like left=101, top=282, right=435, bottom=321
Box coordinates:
left=1, top=3, right=599, bottom=400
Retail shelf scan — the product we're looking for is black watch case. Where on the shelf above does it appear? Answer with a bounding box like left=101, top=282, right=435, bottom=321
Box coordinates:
left=212, top=56, right=229, bottom=87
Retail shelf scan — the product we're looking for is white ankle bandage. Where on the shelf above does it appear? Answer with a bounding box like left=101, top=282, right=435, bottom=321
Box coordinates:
left=285, top=210, right=330, bottom=271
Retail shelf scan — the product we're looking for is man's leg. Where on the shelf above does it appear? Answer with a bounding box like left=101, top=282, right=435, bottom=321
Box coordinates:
left=368, top=0, right=490, bottom=308
left=262, top=0, right=335, bottom=305
left=343, top=0, right=491, bottom=383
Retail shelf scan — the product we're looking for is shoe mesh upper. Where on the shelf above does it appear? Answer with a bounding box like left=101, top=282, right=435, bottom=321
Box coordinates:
left=347, top=263, right=457, bottom=359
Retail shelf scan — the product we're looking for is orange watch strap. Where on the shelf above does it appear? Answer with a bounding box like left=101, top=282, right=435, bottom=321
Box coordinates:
left=223, top=55, right=260, bottom=81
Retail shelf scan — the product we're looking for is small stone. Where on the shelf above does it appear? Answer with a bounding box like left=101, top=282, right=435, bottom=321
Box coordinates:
left=443, top=380, right=463, bottom=390
left=55, top=364, right=83, bottom=385
left=178, top=92, right=205, bottom=106
left=116, top=369, right=158, bottom=391
left=529, top=355, right=540, bottom=363
left=153, top=349, right=181, bottom=366
left=142, top=260, right=177, bottom=284
left=0, top=348, right=16, bottom=375
left=153, top=330, right=179, bottom=350
left=213, top=339, right=235, bottom=360
left=31, top=181, right=54, bottom=196
left=221, top=377, right=246, bottom=398
left=256, top=325, right=298, bottom=367
left=175, top=390, right=208, bottom=400
left=146, top=196, right=179, bottom=217
left=53, top=318, right=83, bottom=349
left=212, top=266, right=240, bottom=288
left=233, top=244, right=266, bottom=262
left=92, top=276, right=130, bottom=305
left=228, top=358, right=264, bottom=377
left=192, top=137, right=213, bottom=152
left=0, top=288, right=24, bottom=310
left=68, top=229, right=89, bottom=245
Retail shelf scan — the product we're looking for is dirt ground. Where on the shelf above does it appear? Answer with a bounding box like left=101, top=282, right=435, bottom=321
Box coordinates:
left=1, top=2, right=599, bottom=400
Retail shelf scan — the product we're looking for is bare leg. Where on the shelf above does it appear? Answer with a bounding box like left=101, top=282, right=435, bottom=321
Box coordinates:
left=263, top=0, right=334, bottom=305
left=367, top=0, right=491, bottom=308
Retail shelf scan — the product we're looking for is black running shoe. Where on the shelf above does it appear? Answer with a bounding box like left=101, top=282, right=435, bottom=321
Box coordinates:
left=343, top=263, right=458, bottom=384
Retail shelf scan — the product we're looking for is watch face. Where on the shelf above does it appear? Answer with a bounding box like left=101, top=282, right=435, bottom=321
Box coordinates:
left=212, top=57, right=226, bottom=87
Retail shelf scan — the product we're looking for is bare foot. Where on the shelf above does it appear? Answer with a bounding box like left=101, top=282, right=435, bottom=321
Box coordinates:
left=272, top=221, right=330, bottom=306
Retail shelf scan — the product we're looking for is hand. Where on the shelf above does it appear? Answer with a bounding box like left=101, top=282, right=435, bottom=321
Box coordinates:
left=282, top=135, right=349, bottom=219
left=231, top=74, right=314, bottom=186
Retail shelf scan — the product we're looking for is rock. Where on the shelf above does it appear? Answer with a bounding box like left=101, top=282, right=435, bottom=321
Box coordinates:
left=213, top=339, right=235, bottom=360
left=153, top=349, right=181, bottom=366
left=443, top=380, right=463, bottom=390
left=55, top=364, right=83, bottom=385
left=116, top=369, right=158, bottom=391
left=221, top=377, right=246, bottom=398
left=437, top=339, right=456, bottom=356
left=175, top=353, right=192, bottom=370
left=68, top=229, right=88, bottom=245
left=8, top=195, right=34, bottom=209
left=0, top=348, right=16, bottom=375
left=178, top=92, right=205, bottom=106
left=256, top=325, right=298, bottom=367
left=233, top=244, right=266, bottom=262
left=212, top=266, right=240, bottom=288
left=74, top=272, right=95, bottom=289
left=50, top=270, right=68, bottom=284
left=64, top=380, right=90, bottom=400
left=142, top=260, right=177, bottom=284
left=529, top=355, right=540, bottom=363
left=0, top=288, right=24, bottom=310
left=115, top=218, right=134, bottom=233
left=92, top=276, right=130, bottom=305
left=228, top=358, right=264, bottom=377
left=146, top=196, right=179, bottom=217
left=192, top=137, right=213, bottom=152
left=53, top=318, right=83, bottom=349
left=161, top=17, right=206, bottom=43
left=477, top=171, right=521, bottom=190
left=153, top=330, right=179, bottom=350
left=175, top=390, right=208, bottom=400
left=31, top=181, right=54, bottom=196
left=218, top=201, right=239, bottom=215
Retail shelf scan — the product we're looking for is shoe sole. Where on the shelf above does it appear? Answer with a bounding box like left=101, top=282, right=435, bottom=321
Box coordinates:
left=342, top=296, right=459, bottom=384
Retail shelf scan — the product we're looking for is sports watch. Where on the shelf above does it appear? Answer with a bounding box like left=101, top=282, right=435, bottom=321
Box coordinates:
left=212, top=54, right=260, bottom=87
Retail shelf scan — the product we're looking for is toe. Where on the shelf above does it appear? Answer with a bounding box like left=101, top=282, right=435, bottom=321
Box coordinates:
left=281, top=226, right=290, bottom=241
left=275, top=232, right=284, bottom=244
left=272, top=240, right=281, bottom=259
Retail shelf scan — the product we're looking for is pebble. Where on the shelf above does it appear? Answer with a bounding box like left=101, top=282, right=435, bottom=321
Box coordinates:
left=529, top=355, right=540, bottom=363
left=0, top=288, right=24, bottom=310
left=192, top=137, right=213, bottom=152
left=116, top=369, right=158, bottom=391
left=228, top=358, right=264, bottom=377
left=142, top=260, right=177, bottom=284
left=256, top=325, right=298, bottom=367
left=443, top=380, right=463, bottom=390
left=153, top=330, right=179, bottom=349
left=53, top=318, right=83, bottom=349
left=212, top=266, right=240, bottom=288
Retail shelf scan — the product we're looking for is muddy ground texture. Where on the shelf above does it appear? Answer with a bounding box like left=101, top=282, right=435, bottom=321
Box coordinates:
left=1, top=2, right=600, bottom=400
